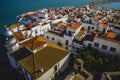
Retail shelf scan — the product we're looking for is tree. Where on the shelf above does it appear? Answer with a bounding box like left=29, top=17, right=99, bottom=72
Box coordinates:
left=77, top=48, right=120, bottom=72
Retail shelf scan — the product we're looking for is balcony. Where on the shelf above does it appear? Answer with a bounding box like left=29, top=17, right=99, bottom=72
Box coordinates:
left=64, top=34, right=74, bottom=42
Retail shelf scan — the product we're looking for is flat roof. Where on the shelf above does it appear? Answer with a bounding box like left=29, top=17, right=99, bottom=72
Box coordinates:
left=75, top=30, right=87, bottom=39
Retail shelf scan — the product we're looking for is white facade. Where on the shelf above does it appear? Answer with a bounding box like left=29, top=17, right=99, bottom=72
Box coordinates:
left=37, top=53, right=70, bottom=80
left=63, top=34, right=73, bottom=50
left=99, top=25, right=109, bottom=34
left=44, top=23, right=83, bottom=50
left=20, top=19, right=32, bottom=25
left=93, top=37, right=120, bottom=55
left=37, top=13, right=48, bottom=18
left=82, top=23, right=98, bottom=34
left=44, top=32, right=73, bottom=50
left=40, top=23, right=51, bottom=35
left=84, top=40, right=93, bottom=47
left=53, top=16, right=68, bottom=23
left=10, top=25, right=25, bottom=32
left=30, top=23, right=51, bottom=37
left=44, top=33, right=66, bottom=49
left=64, top=24, right=83, bottom=49
left=84, top=36, right=120, bottom=56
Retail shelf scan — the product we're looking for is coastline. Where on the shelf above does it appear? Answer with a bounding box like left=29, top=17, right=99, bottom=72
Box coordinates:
left=0, top=1, right=120, bottom=34
left=0, top=1, right=120, bottom=80
left=88, top=0, right=120, bottom=9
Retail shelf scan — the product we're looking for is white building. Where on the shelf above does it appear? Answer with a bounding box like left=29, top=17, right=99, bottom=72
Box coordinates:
left=82, top=22, right=98, bottom=34
left=10, top=22, right=51, bottom=37
left=44, top=22, right=83, bottom=50
left=37, top=12, right=48, bottom=18
left=12, top=36, right=70, bottom=80
left=29, top=23, right=51, bottom=37
left=52, top=15, right=68, bottom=23
left=71, top=29, right=87, bottom=53
left=10, top=23, right=26, bottom=32
left=2, top=27, right=20, bottom=54
left=92, top=36, right=120, bottom=55
left=83, top=32, right=120, bottom=56
left=99, top=18, right=110, bottom=34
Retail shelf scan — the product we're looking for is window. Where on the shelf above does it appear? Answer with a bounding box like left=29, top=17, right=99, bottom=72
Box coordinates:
left=55, top=73, right=58, bottom=78
left=103, top=28, right=106, bottom=34
left=35, top=30, right=37, bottom=34
left=110, top=47, right=116, bottom=52
left=88, top=43, right=92, bottom=47
left=68, top=30, right=72, bottom=36
left=54, top=65, right=57, bottom=73
left=66, top=47, right=68, bottom=50
left=57, top=42, right=62, bottom=46
left=88, top=26, right=90, bottom=30
left=94, top=43, right=99, bottom=47
left=52, top=37, right=54, bottom=40
left=102, top=45, right=107, bottom=50
left=46, top=36, right=49, bottom=39
left=92, top=27, right=94, bottom=29
left=66, top=40, right=69, bottom=45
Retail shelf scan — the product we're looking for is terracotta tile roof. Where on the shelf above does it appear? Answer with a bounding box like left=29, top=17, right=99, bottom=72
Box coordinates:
left=100, top=19, right=108, bottom=24
left=67, top=23, right=82, bottom=30
left=14, top=32, right=24, bottom=41
left=28, top=13, right=36, bottom=17
left=107, top=32, right=117, bottom=39
left=33, top=22, right=39, bottom=26
left=95, top=15, right=103, bottom=20
left=10, top=23, right=22, bottom=29
left=14, top=36, right=69, bottom=79
left=97, top=34, right=120, bottom=44
left=25, top=40, right=46, bottom=50
left=58, top=25, right=65, bottom=29
left=57, top=21, right=63, bottom=25
left=101, top=24, right=109, bottom=28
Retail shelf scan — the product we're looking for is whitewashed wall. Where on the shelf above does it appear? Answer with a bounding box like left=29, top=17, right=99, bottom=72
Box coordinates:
left=53, top=17, right=68, bottom=23
left=82, top=23, right=97, bottom=34
left=31, top=23, right=51, bottom=37
left=93, top=37, right=120, bottom=55
left=44, top=33, right=66, bottom=48
left=37, top=53, right=70, bottom=80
